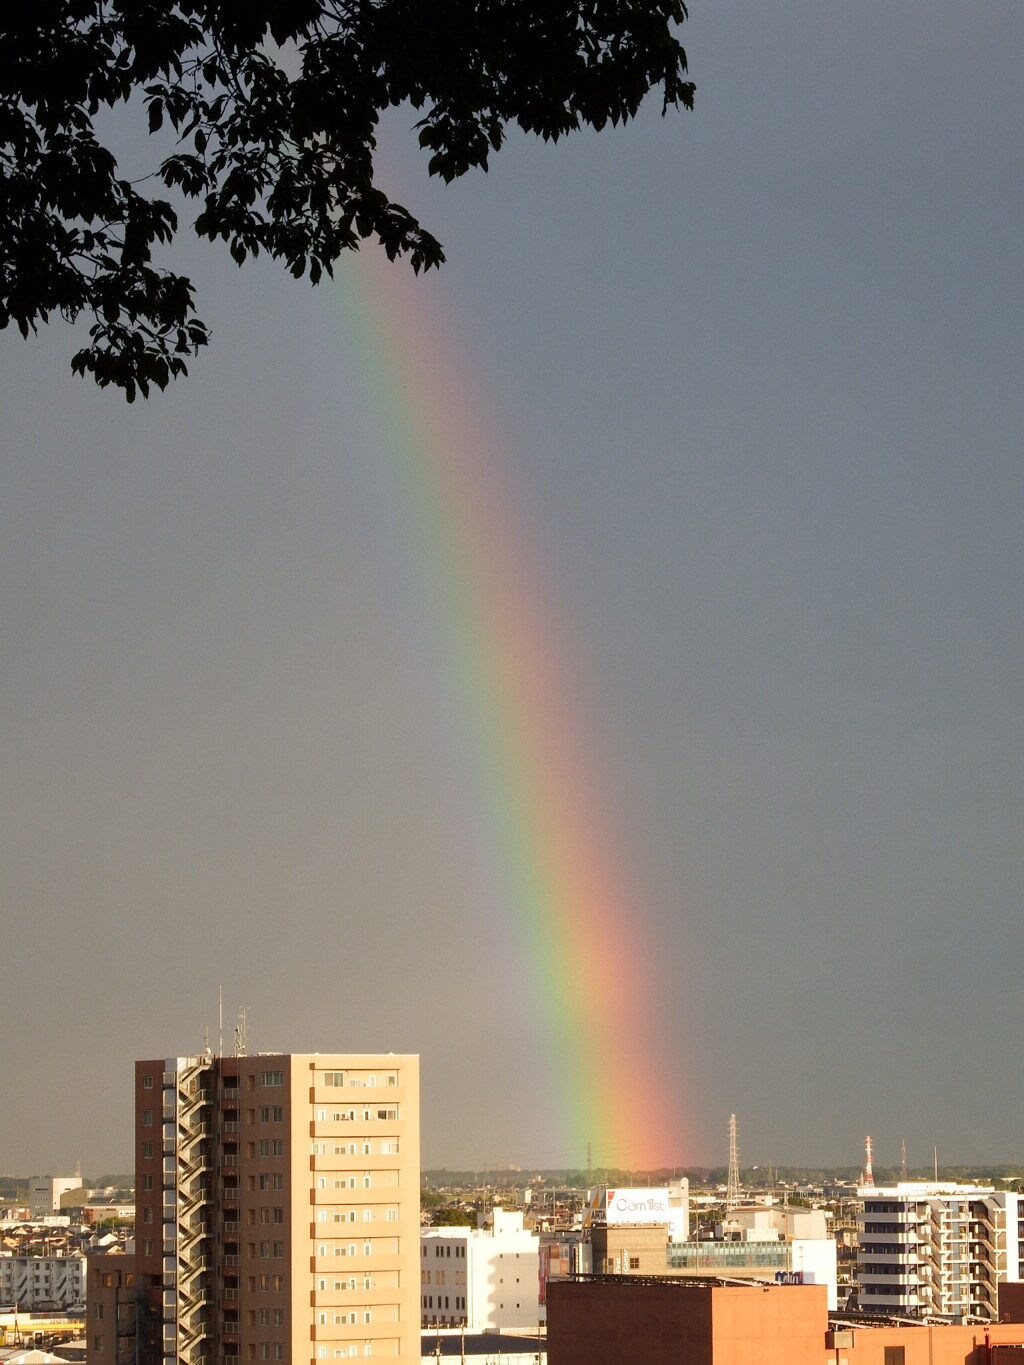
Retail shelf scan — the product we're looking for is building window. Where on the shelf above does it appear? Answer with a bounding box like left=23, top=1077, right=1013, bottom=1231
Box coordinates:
left=142, top=1109, right=153, bottom=1126
left=261, top=1071, right=284, bottom=1086
left=94, top=1305, right=104, bottom=1319
left=142, top=1141, right=153, bottom=1158
left=324, top=1072, right=345, bottom=1086
left=143, top=1075, right=154, bottom=1089
left=143, top=1207, right=153, bottom=1224
left=142, top=1174, right=153, bottom=1190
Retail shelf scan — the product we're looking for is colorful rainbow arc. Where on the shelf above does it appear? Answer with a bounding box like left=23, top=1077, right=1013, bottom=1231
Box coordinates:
left=335, top=248, right=688, bottom=1171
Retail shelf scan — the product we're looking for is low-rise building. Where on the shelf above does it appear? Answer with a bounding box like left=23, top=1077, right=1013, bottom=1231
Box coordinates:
left=547, top=1275, right=1024, bottom=1365
left=28, top=1180, right=83, bottom=1220
left=421, top=1209, right=540, bottom=1331
left=666, top=1204, right=838, bottom=1309
left=0, top=1253, right=87, bottom=1309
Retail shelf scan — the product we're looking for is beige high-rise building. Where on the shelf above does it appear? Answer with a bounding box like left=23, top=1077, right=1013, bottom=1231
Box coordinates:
left=90, top=1051, right=419, bottom=1365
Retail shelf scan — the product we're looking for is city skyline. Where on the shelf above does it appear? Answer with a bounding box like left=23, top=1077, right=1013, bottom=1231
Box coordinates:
left=2, top=1, right=1023, bottom=1174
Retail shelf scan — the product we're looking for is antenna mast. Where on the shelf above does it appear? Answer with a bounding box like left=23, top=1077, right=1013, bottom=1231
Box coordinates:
left=863, top=1136, right=875, bottom=1188
left=900, top=1139, right=907, bottom=1181
left=726, top=1114, right=741, bottom=1211
left=235, top=1006, right=249, bottom=1057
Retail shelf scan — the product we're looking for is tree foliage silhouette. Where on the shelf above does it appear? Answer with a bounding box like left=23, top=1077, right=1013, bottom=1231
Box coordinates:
left=0, top=0, right=693, bottom=399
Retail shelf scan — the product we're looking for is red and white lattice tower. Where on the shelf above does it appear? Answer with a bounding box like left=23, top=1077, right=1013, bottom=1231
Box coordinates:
left=863, top=1135, right=875, bottom=1188
left=726, top=1114, right=741, bottom=1211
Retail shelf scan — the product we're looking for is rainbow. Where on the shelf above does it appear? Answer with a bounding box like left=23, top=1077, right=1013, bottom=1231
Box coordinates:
left=334, top=247, right=689, bottom=1172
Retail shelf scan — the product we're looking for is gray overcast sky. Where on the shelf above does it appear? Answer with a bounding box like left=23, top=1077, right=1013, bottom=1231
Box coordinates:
left=2, top=0, right=1022, bottom=1177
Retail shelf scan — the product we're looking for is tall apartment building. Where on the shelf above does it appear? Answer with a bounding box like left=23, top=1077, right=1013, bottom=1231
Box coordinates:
left=857, top=1183, right=1024, bottom=1320
left=114, top=1051, right=419, bottom=1365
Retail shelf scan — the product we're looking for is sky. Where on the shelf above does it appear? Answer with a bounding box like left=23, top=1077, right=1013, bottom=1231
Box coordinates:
left=2, top=0, right=1022, bottom=1179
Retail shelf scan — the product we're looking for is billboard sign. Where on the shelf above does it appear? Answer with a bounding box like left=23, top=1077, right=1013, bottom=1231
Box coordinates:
left=605, top=1188, right=670, bottom=1225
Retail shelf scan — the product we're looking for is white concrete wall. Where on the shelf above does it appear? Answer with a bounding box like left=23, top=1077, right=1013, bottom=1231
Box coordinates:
left=28, top=1177, right=83, bottom=1217
left=422, top=1213, right=541, bottom=1332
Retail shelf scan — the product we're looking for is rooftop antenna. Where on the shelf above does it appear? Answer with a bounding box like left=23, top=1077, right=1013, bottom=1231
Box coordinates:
left=202, top=1022, right=210, bottom=1056
left=900, top=1139, right=907, bottom=1181
left=933, top=1145, right=938, bottom=1181
left=219, top=985, right=224, bottom=1059
left=726, top=1114, right=741, bottom=1212
left=235, top=1006, right=249, bottom=1057
left=863, top=1136, right=875, bottom=1188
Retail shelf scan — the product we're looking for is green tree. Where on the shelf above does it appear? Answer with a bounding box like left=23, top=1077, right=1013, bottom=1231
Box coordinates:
left=0, top=0, right=694, bottom=400
left=431, top=1206, right=476, bottom=1227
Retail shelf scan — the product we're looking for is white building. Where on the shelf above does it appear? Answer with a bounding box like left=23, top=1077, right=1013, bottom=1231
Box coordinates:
left=857, top=1183, right=1024, bottom=1321
left=667, top=1204, right=839, bottom=1309
left=0, top=1253, right=87, bottom=1308
left=421, top=1209, right=540, bottom=1331
left=27, top=1177, right=83, bottom=1218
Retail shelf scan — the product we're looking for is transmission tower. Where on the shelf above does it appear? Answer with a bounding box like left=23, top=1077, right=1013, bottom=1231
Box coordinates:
left=725, top=1114, right=741, bottom=1211
left=863, top=1135, right=875, bottom=1188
